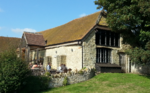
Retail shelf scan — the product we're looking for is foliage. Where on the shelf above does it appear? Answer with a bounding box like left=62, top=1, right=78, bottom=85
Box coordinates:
left=95, top=0, right=150, bottom=63
left=21, top=76, right=50, bottom=93
left=125, top=31, right=150, bottom=64
left=95, top=0, right=150, bottom=47
left=78, top=69, right=84, bottom=75
left=126, top=41, right=150, bottom=64
left=91, top=68, right=96, bottom=72
left=83, top=67, right=86, bottom=69
left=63, top=76, right=68, bottom=86
left=32, top=73, right=150, bottom=93
left=45, top=71, right=51, bottom=76
left=0, top=49, right=30, bottom=93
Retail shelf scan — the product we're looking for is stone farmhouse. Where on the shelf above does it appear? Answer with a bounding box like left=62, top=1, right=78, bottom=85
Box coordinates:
left=18, top=10, right=135, bottom=73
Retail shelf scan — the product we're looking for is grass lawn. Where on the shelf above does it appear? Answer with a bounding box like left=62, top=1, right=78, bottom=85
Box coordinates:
left=35, top=73, right=150, bottom=93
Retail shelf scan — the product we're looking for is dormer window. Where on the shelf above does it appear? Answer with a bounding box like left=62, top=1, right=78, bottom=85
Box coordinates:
left=45, top=40, right=47, bottom=45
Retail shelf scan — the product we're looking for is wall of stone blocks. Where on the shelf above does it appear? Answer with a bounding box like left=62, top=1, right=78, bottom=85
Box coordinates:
left=130, top=63, right=150, bottom=74
left=82, top=30, right=96, bottom=68
left=49, top=70, right=95, bottom=88
left=45, top=46, right=82, bottom=71
left=111, top=50, right=120, bottom=65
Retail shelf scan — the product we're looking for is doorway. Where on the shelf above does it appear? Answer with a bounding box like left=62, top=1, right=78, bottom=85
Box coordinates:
left=119, top=53, right=126, bottom=72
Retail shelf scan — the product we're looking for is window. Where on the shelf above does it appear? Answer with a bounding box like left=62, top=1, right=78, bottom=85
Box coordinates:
left=47, top=56, right=52, bottom=65
left=57, top=55, right=66, bottom=66
left=96, top=48, right=111, bottom=63
left=60, top=55, right=66, bottom=65
left=96, top=29, right=120, bottom=47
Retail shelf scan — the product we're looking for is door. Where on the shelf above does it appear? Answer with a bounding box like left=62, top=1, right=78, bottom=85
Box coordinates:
left=119, top=53, right=126, bottom=72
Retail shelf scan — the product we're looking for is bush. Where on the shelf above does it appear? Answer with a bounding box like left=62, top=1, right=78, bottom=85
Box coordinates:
left=21, top=76, right=50, bottom=93
left=63, top=76, right=68, bottom=86
left=45, top=71, right=51, bottom=76
left=0, top=49, right=30, bottom=93
left=78, top=70, right=84, bottom=75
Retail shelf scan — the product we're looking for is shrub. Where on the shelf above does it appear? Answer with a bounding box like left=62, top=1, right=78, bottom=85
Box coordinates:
left=45, top=71, right=51, bottom=76
left=63, top=76, right=68, bottom=86
left=0, top=49, right=30, bottom=93
left=91, top=68, right=96, bottom=72
left=83, top=67, right=86, bottom=69
left=21, top=76, right=50, bottom=93
left=78, top=70, right=84, bottom=75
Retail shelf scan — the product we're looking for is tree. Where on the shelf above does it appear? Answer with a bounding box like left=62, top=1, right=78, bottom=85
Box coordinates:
left=95, top=0, right=150, bottom=47
left=95, top=0, right=150, bottom=64
left=0, top=49, right=30, bottom=93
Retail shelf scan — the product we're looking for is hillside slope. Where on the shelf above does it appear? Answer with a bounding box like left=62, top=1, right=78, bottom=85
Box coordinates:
left=33, top=73, right=150, bottom=93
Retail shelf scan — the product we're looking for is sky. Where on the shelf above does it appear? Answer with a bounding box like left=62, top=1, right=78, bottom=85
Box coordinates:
left=0, top=0, right=101, bottom=38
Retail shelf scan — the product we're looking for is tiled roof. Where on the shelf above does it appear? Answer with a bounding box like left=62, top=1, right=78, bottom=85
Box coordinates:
left=24, top=32, right=45, bottom=46
left=40, top=11, right=101, bottom=45
left=0, top=36, right=20, bottom=53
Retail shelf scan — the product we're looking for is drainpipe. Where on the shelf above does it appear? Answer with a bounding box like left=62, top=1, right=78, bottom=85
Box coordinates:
left=81, top=41, right=83, bottom=68
left=78, top=40, right=83, bottom=68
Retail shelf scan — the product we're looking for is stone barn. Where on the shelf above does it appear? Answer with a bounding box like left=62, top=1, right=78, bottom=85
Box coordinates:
left=19, top=10, right=132, bottom=73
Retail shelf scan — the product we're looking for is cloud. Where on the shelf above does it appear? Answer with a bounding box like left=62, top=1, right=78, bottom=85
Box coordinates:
left=0, top=27, right=2, bottom=30
left=11, top=28, right=37, bottom=33
left=79, top=13, right=87, bottom=17
left=0, top=8, right=3, bottom=12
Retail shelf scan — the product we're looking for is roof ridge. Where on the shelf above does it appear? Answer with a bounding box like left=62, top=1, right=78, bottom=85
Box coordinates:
left=24, top=31, right=42, bottom=35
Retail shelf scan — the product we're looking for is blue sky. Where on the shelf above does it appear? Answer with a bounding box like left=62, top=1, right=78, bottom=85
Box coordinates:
left=0, top=0, right=100, bottom=38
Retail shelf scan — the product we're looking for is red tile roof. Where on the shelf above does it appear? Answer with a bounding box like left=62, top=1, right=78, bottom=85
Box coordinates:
left=24, top=32, right=45, bottom=46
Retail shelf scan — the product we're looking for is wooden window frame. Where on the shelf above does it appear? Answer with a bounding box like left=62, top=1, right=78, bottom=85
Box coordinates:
left=96, top=29, right=120, bottom=47
left=96, top=48, right=111, bottom=63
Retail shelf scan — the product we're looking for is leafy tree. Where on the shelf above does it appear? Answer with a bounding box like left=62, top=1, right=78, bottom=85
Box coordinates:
left=95, top=0, right=150, bottom=64
left=95, top=0, right=150, bottom=47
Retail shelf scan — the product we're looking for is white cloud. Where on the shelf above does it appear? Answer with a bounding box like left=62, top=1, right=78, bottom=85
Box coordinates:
left=0, top=8, right=3, bottom=12
left=79, top=13, right=87, bottom=17
left=11, top=28, right=37, bottom=33
left=0, top=27, right=2, bottom=30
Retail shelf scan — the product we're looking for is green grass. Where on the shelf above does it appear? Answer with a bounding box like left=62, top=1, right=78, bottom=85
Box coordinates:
left=35, top=73, right=150, bottom=93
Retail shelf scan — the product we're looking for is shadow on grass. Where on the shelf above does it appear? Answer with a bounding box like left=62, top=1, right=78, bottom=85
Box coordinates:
left=33, top=89, right=53, bottom=93
left=138, top=74, right=150, bottom=79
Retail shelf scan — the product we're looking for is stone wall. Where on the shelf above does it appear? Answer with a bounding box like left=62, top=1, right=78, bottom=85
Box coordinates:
left=45, top=46, right=82, bottom=71
left=82, top=30, right=96, bottom=68
left=111, top=50, right=119, bottom=65
left=49, top=69, right=95, bottom=88
left=130, top=63, right=150, bottom=74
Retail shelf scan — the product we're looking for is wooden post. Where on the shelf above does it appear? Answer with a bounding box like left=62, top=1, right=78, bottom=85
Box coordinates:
left=118, top=34, right=120, bottom=47
left=27, top=47, right=30, bottom=63
left=99, top=32, right=101, bottom=45
left=36, top=48, right=39, bottom=63
left=25, top=47, right=27, bottom=62
left=25, top=46, right=29, bottom=62
left=109, top=32, right=111, bottom=46
left=100, top=49, right=102, bottom=63
left=105, top=49, right=107, bottom=63
left=105, top=31, right=107, bottom=45
left=19, top=45, right=22, bottom=58
left=114, top=33, right=116, bottom=46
